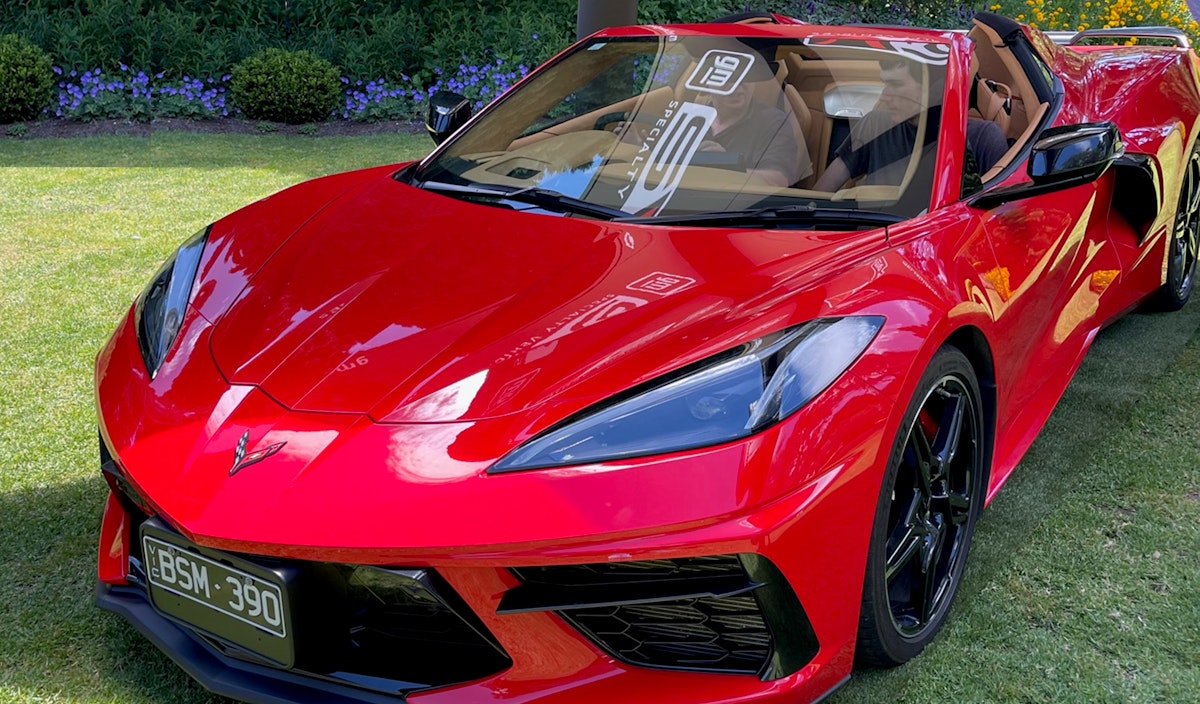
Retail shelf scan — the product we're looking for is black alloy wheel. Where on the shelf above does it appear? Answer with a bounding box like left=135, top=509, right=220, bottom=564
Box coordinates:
left=856, top=347, right=986, bottom=667
left=1152, top=144, right=1200, bottom=311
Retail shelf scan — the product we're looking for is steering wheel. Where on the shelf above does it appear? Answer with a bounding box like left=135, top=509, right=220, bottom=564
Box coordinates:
left=593, top=111, right=630, bottom=132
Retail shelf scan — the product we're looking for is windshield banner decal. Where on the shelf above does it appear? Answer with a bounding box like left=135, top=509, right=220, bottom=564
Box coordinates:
left=802, top=38, right=949, bottom=65
left=619, top=100, right=716, bottom=214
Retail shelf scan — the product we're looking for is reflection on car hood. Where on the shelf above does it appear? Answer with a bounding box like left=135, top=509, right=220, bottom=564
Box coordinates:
left=209, top=174, right=875, bottom=423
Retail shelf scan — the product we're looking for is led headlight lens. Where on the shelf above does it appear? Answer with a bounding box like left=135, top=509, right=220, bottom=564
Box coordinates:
left=491, top=316, right=884, bottom=472
left=134, top=226, right=209, bottom=377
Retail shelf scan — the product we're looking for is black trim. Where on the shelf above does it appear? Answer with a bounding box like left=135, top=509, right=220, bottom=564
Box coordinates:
left=497, top=573, right=760, bottom=613
left=1113, top=153, right=1162, bottom=240
left=973, top=12, right=1055, bottom=104
left=97, top=583, right=412, bottom=704
left=740, top=554, right=820, bottom=680
left=973, top=12, right=1025, bottom=43
left=812, top=675, right=852, bottom=703
left=970, top=170, right=1094, bottom=209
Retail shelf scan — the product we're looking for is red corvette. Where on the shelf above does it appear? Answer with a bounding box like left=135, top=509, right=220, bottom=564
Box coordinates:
left=95, top=11, right=1200, bottom=704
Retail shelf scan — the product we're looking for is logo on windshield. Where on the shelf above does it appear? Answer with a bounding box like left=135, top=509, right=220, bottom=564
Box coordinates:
left=618, top=100, right=716, bottom=214
left=685, top=50, right=756, bottom=95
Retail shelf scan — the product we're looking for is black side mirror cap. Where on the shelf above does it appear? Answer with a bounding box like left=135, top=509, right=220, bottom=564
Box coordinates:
left=970, top=121, right=1123, bottom=209
left=1029, top=122, right=1124, bottom=184
left=426, top=91, right=472, bottom=145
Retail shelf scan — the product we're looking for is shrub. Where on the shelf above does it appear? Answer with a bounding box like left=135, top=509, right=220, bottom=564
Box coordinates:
left=0, top=33, right=54, bottom=123
left=230, top=48, right=341, bottom=123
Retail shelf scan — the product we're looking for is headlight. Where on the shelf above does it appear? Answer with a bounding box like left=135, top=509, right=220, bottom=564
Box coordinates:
left=491, top=316, right=884, bottom=472
left=134, top=226, right=209, bottom=377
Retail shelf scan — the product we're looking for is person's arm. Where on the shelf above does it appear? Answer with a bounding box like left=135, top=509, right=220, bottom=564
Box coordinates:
left=813, top=157, right=851, bottom=192
left=966, top=118, right=1009, bottom=175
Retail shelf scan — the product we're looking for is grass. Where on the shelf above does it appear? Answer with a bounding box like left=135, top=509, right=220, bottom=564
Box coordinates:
left=1, top=132, right=1197, bottom=703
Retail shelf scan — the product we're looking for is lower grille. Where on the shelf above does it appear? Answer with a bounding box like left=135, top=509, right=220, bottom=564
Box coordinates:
left=330, top=565, right=511, bottom=689
left=506, top=555, right=817, bottom=679
left=104, top=463, right=509, bottom=695
left=564, top=594, right=772, bottom=674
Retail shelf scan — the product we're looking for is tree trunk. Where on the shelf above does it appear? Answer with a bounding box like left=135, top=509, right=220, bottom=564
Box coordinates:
left=576, top=0, right=639, bottom=39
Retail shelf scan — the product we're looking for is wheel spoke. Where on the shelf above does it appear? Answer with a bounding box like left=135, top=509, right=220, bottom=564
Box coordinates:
left=919, top=518, right=948, bottom=621
left=886, top=523, right=923, bottom=582
left=1187, top=220, right=1199, bottom=271
left=945, top=491, right=972, bottom=526
left=929, top=388, right=965, bottom=477
left=908, top=421, right=935, bottom=496
left=1187, top=161, right=1200, bottom=213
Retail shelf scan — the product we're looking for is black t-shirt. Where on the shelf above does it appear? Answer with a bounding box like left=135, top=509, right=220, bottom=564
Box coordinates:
left=835, top=110, right=1005, bottom=184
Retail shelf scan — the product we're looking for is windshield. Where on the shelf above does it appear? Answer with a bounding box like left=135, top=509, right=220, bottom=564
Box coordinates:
left=415, top=33, right=949, bottom=223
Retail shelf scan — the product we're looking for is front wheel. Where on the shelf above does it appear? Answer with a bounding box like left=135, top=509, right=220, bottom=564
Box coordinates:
left=1149, top=145, right=1200, bottom=311
left=856, top=347, right=986, bottom=667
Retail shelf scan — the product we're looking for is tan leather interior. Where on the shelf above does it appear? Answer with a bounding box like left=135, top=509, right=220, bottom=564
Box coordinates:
left=970, top=78, right=1013, bottom=135
left=507, top=85, right=674, bottom=151
left=782, top=54, right=883, bottom=181
left=968, top=53, right=1013, bottom=135
left=967, top=22, right=1039, bottom=140
left=981, top=101, right=1049, bottom=181
left=966, top=18, right=1052, bottom=183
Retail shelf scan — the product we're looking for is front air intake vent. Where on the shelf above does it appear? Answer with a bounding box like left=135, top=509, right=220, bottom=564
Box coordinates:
left=503, top=555, right=818, bottom=679
left=563, top=593, right=772, bottom=674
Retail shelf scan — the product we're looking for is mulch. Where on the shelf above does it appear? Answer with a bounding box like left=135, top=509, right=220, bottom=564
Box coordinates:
left=3, top=117, right=427, bottom=139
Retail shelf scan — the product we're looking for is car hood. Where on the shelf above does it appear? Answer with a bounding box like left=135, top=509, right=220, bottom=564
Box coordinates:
left=209, top=174, right=880, bottom=425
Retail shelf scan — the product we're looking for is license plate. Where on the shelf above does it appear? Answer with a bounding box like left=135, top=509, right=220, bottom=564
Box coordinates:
left=141, top=523, right=293, bottom=666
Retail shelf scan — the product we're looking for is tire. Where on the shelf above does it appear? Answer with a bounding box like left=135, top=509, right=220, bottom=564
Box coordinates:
left=1149, top=144, right=1200, bottom=312
left=856, top=347, right=986, bottom=667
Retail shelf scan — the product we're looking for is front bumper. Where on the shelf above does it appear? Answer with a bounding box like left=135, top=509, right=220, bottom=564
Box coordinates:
left=97, top=582, right=408, bottom=704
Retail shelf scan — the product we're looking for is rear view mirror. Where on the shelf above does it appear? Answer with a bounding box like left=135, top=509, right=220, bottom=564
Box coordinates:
left=426, top=91, right=472, bottom=145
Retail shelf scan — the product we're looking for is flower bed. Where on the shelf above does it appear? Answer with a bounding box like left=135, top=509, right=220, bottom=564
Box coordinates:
left=49, top=54, right=532, bottom=125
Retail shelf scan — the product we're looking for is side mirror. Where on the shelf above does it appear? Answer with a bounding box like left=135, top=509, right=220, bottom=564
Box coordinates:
left=970, top=121, right=1124, bottom=209
left=1029, top=122, right=1124, bottom=185
left=426, top=91, right=472, bottom=145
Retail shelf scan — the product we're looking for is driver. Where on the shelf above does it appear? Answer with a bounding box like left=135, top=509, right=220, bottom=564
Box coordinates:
left=697, top=81, right=813, bottom=188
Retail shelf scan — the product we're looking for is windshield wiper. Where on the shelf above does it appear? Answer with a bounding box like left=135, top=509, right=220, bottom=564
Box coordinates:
left=616, top=204, right=904, bottom=229
left=418, top=180, right=626, bottom=221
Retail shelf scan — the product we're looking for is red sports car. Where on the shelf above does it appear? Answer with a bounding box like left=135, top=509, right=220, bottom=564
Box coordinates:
left=94, top=11, right=1200, bottom=704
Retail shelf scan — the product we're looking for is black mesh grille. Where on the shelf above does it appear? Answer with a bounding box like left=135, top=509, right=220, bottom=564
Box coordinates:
left=565, top=595, right=771, bottom=673
left=510, top=556, right=774, bottom=675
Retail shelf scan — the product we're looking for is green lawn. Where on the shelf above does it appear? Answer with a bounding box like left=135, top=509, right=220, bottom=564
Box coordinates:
left=1, top=132, right=1196, bottom=704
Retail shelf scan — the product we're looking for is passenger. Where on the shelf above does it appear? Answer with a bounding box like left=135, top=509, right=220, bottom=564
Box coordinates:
left=814, top=59, right=1008, bottom=192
